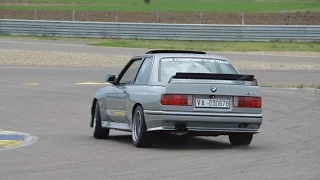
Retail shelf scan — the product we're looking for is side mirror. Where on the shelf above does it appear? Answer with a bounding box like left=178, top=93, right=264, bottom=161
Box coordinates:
left=105, top=74, right=115, bottom=83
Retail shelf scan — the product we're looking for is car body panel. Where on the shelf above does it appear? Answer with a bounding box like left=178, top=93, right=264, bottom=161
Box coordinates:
left=105, top=85, right=127, bottom=123
left=91, top=51, right=263, bottom=135
left=144, top=110, right=262, bottom=133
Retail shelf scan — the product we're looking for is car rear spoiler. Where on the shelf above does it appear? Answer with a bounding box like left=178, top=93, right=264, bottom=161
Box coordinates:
left=170, top=72, right=255, bottom=81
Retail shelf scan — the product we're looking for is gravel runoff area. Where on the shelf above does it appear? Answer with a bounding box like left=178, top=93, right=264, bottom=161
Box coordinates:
left=1, top=49, right=320, bottom=70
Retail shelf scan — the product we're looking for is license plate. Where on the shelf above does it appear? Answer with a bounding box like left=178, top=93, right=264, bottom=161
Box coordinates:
left=195, top=98, right=230, bottom=108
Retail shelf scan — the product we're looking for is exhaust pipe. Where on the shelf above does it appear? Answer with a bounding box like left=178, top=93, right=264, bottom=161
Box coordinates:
left=174, top=124, right=188, bottom=135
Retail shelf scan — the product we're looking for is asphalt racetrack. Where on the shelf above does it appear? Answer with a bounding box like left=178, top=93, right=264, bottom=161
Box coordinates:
left=0, top=38, right=320, bottom=180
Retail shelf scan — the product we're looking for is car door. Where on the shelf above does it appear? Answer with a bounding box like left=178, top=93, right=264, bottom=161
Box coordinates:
left=125, top=57, right=154, bottom=124
left=106, top=58, right=143, bottom=124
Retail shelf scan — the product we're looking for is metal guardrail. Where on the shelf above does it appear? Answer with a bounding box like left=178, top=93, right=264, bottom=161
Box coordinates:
left=1, top=19, right=319, bottom=42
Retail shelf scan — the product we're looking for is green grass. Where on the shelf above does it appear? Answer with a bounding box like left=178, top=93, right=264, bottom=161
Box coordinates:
left=1, top=34, right=319, bottom=52
left=260, top=83, right=320, bottom=89
left=1, top=0, right=320, bottom=12
left=91, top=39, right=320, bottom=52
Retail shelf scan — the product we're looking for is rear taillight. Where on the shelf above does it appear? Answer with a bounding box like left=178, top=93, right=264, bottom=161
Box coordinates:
left=233, top=96, right=262, bottom=108
left=161, top=94, right=193, bottom=106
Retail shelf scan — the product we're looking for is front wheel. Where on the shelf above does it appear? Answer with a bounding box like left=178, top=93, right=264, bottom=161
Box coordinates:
left=93, top=102, right=110, bottom=139
left=132, top=106, right=153, bottom=148
left=228, top=133, right=253, bottom=146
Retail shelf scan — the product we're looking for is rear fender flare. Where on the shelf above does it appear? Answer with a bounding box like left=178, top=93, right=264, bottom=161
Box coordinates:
left=130, top=103, right=143, bottom=125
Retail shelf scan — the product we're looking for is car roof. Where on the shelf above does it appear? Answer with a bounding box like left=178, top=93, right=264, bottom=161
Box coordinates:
left=146, top=50, right=206, bottom=54
left=141, top=50, right=228, bottom=61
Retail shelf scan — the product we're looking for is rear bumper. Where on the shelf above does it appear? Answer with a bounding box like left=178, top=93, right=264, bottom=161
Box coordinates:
left=144, top=110, right=262, bottom=134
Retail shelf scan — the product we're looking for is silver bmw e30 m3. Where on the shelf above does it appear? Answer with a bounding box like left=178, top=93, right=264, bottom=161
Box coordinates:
left=90, top=50, right=262, bottom=148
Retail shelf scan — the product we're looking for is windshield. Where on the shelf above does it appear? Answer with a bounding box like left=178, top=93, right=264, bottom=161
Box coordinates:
left=158, top=57, right=238, bottom=81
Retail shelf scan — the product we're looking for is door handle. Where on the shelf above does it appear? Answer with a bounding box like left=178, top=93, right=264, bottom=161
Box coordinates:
left=123, top=90, right=127, bottom=93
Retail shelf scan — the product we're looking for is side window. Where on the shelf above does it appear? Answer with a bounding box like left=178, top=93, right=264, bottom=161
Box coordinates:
left=119, top=58, right=142, bottom=84
left=134, top=57, right=153, bottom=84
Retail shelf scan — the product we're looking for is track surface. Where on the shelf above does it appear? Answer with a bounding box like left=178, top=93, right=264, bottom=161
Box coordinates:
left=0, top=38, right=320, bottom=180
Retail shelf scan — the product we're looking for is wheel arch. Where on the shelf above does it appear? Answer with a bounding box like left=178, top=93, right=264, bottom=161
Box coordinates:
left=131, top=103, right=143, bottom=122
left=90, top=98, right=98, bottom=127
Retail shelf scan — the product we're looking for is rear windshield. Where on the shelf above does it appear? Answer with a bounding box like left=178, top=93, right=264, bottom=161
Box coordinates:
left=159, top=57, right=237, bottom=81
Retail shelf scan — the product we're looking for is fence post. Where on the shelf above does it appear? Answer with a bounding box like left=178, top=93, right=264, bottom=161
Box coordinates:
left=286, top=10, right=289, bottom=25
left=72, top=8, right=75, bottom=21
left=200, top=11, right=203, bottom=24
left=116, top=9, right=118, bottom=22
left=34, top=8, right=37, bottom=20
left=241, top=9, right=244, bottom=25
left=157, top=10, right=160, bottom=23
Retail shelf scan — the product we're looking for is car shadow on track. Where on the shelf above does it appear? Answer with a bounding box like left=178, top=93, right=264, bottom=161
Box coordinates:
left=103, top=134, right=259, bottom=150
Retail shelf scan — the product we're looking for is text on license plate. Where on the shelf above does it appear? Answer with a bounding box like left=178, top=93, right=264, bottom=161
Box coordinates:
left=195, top=99, right=230, bottom=108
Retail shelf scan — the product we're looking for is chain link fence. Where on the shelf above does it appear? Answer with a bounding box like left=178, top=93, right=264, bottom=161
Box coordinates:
left=1, top=9, right=319, bottom=25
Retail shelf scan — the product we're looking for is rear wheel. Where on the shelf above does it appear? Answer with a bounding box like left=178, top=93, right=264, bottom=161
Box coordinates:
left=132, top=106, right=153, bottom=148
left=228, top=133, right=253, bottom=146
left=93, top=102, right=109, bottom=139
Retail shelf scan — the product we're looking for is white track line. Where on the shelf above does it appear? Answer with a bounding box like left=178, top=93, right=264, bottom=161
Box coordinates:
left=260, top=87, right=320, bottom=91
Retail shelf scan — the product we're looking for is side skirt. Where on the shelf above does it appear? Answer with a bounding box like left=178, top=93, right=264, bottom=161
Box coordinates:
left=101, top=121, right=132, bottom=132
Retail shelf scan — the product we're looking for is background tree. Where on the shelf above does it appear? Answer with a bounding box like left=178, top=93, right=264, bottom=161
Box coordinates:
left=144, top=0, right=150, bottom=4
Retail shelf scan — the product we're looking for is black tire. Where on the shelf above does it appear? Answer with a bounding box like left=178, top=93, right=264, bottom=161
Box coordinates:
left=228, top=133, right=253, bottom=146
left=131, top=106, right=153, bottom=147
left=93, top=102, right=110, bottom=139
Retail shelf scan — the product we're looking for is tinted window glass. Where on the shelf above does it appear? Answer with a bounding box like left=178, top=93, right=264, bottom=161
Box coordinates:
left=159, top=57, right=237, bottom=81
left=135, top=57, right=153, bottom=84
left=119, top=59, right=142, bottom=84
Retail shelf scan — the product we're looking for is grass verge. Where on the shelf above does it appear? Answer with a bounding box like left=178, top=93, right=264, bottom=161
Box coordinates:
left=1, top=1, right=320, bottom=12
left=260, top=84, right=320, bottom=89
left=90, top=39, right=320, bottom=52
left=1, top=34, right=320, bottom=52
